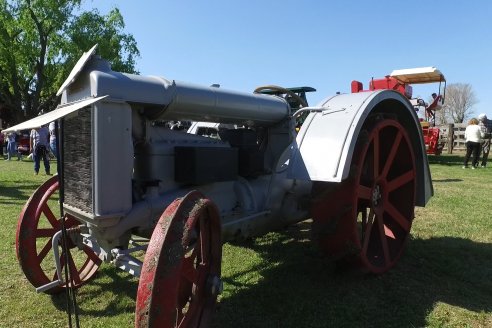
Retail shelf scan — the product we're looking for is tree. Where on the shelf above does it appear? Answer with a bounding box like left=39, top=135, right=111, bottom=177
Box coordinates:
left=440, top=83, right=477, bottom=123
left=0, top=0, right=140, bottom=126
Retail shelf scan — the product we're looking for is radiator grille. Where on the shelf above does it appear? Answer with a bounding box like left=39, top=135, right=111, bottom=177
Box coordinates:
left=63, top=108, right=93, bottom=214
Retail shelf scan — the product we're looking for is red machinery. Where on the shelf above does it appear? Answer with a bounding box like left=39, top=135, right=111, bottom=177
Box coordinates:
left=352, top=67, right=446, bottom=155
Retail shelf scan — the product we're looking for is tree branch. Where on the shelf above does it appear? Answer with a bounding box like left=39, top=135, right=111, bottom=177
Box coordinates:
left=26, top=1, right=48, bottom=114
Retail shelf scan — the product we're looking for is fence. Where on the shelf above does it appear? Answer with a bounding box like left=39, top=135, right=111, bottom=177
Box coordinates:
left=438, top=123, right=491, bottom=153
left=438, top=123, right=467, bottom=153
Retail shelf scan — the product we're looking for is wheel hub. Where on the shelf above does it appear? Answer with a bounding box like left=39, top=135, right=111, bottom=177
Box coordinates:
left=371, top=184, right=382, bottom=206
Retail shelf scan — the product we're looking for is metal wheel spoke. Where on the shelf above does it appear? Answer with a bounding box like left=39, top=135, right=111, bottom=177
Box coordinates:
left=373, top=132, right=380, bottom=178
left=382, top=132, right=402, bottom=176
left=34, top=228, right=57, bottom=238
left=387, top=169, right=415, bottom=192
left=37, top=238, right=53, bottom=263
left=83, top=247, right=102, bottom=265
left=42, top=204, right=59, bottom=228
left=376, top=215, right=391, bottom=265
left=67, top=251, right=82, bottom=285
left=358, top=185, right=372, bottom=200
left=385, top=203, right=411, bottom=232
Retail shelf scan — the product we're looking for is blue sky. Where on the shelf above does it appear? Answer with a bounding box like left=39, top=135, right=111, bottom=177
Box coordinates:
left=83, top=0, right=492, bottom=118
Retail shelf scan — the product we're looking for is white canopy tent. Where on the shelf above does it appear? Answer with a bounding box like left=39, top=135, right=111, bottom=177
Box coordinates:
left=390, top=67, right=446, bottom=84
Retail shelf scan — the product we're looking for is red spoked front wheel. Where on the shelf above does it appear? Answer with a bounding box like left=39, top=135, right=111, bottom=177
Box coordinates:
left=135, top=191, right=222, bottom=328
left=313, top=119, right=417, bottom=273
left=16, top=176, right=101, bottom=293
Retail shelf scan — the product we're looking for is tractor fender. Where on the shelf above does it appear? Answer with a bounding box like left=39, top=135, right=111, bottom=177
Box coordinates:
left=287, top=89, right=432, bottom=206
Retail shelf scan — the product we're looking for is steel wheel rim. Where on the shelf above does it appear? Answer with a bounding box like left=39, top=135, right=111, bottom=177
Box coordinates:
left=136, top=191, right=222, bottom=328
left=16, top=176, right=101, bottom=294
left=354, top=119, right=416, bottom=273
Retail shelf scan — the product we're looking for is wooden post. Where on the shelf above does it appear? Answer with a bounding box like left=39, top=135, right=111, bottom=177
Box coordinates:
left=447, top=123, right=454, bottom=154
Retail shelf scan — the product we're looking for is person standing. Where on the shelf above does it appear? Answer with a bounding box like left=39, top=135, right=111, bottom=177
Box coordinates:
left=1, top=132, right=4, bottom=157
left=463, top=118, right=484, bottom=169
left=478, top=113, right=492, bottom=167
left=48, top=121, right=58, bottom=161
left=6, top=132, right=17, bottom=160
left=30, top=125, right=51, bottom=175
left=14, top=132, right=22, bottom=160
left=2, top=132, right=7, bottom=158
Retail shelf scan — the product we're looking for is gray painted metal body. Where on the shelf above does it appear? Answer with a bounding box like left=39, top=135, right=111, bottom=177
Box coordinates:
left=4, top=47, right=433, bottom=266
left=62, top=56, right=290, bottom=127
left=290, top=90, right=432, bottom=206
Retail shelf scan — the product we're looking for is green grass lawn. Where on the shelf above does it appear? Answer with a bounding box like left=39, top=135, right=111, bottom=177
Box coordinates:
left=0, top=154, right=491, bottom=327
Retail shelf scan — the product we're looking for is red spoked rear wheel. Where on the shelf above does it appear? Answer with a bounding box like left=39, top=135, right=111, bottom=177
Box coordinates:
left=16, top=176, right=101, bottom=293
left=312, top=119, right=417, bottom=273
left=135, top=191, right=222, bottom=328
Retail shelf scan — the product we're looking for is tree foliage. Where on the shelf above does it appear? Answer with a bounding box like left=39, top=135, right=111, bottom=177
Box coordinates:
left=0, top=0, right=139, bottom=126
left=437, top=83, right=477, bottom=124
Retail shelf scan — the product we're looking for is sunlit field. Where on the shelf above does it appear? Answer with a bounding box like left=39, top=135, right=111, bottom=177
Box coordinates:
left=0, top=154, right=491, bottom=327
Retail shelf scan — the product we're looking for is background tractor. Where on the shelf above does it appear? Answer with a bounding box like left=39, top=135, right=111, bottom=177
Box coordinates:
left=3, top=46, right=433, bottom=327
left=351, top=67, right=446, bottom=155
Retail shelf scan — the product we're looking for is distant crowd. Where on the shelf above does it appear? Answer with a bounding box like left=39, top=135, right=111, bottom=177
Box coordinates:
left=2, top=122, right=58, bottom=175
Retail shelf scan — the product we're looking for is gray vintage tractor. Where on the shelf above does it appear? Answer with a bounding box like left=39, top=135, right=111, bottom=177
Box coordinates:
left=4, top=45, right=433, bottom=327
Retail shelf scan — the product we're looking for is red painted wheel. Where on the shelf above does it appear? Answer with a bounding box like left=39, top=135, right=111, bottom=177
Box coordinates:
left=312, top=119, right=416, bottom=273
left=16, top=176, right=101, bottom=294
left=135, top=191, right=222, bottom=328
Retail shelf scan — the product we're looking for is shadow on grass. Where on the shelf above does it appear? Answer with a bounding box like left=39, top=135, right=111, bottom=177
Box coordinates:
left=432, top=178, right=463, bottom=183
left=0, top=183, right=44, bottom=199
left=212, top=222, right=492, bottom=328
left=43, top=221, right=491, bottom=327
left=50, top=266, right=138, bottom=317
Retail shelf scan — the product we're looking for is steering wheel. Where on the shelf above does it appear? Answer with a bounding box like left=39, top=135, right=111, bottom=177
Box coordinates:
left=254, top=85, right=308, bottom=108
